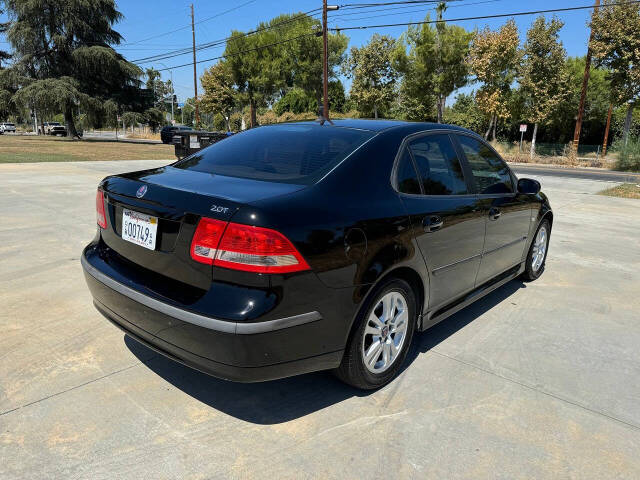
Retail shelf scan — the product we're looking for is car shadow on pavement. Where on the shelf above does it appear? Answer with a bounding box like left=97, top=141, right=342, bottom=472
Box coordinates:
left=125, top=279, right=526, bottom=425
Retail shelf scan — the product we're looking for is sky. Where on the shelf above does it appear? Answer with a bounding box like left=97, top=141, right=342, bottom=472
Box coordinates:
left=0, top=0, right=596, bottom=103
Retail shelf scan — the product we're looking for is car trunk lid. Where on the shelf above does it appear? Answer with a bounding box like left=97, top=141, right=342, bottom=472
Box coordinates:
left=99, top=166, right=305, bottom=291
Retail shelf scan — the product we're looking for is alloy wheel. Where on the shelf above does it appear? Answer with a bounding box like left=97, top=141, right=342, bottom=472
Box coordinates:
left=361, top=291, right=409, bottom=374
left=531, top=226, right=548, bottom=272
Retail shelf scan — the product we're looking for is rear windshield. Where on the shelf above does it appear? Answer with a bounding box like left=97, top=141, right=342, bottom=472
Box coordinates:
left=173, top=124, right=374, bottom=184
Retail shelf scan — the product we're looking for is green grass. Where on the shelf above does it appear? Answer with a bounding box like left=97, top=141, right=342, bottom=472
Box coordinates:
left=0, top=134, right=174, bottom=163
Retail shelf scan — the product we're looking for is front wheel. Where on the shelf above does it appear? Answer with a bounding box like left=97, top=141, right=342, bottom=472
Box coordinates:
left=335, top=278, right=417, bottom=390
left=521, top=219, right=550, bottom=282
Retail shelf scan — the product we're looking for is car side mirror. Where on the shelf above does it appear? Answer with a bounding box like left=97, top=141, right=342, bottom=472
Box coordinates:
left=517, top=178, right=541, bottom=195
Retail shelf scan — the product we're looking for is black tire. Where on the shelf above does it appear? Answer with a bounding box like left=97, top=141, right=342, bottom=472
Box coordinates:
left=521, top=219, right=550, bottom=282
left=335, top=278, right=417, bottom=390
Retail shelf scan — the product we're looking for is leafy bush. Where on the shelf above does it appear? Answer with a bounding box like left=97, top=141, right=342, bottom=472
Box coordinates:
left=229, top=112, right=243, bottom=131
left=613, top=136, right=640, bottom=172
left=274, top=88, right=316, bottom=116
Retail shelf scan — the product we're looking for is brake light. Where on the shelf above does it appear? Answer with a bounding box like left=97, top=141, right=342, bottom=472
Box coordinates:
left=96, top=189, right=107, bottom=229
left=190, top=218, right=310, bottom=274
left=190, top=218, right=227, bottom=265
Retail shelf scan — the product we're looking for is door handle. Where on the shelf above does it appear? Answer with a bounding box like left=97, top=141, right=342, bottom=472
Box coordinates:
left=489, top=207, right=501, bottom=220
left=423, top=215, right=443, bottom=232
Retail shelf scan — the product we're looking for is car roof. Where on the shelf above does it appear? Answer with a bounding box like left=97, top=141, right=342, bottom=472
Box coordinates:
left=278, top=118, right=476, bottom=135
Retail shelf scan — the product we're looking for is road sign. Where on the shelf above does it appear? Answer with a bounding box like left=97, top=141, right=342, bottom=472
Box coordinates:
left=519, top=124, right=527, bottom=153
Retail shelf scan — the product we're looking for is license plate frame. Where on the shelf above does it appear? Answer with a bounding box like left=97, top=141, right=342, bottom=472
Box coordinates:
left=122, top=208, right=158, bottom=250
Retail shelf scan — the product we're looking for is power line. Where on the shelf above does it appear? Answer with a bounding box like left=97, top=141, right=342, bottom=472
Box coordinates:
left=339, top=0, right=445, bottom=9
left=155, top=31, right=318, bottom=72
left=132, top=8, right=322, bottom=64
left=329, top=0, right=501, bottom=21
left=330, top=1, right=640, bottom=30
left=123, top=0, right=260, bottom=46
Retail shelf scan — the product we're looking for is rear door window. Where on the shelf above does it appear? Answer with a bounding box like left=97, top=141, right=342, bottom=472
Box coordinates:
left=407, top=134, right=468, bottom=195
left=174, top=124, right=374, bottom=184
left=457, top=135, right=513, bottom=194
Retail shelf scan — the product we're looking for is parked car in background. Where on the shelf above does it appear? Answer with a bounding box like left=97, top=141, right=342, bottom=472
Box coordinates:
left=0, top=122, right=16, bottom=133
left=82, top=119, right=552, bottom=390
left=160, top=125, right=193, bottom=144
left=40, top=122, right=67, bottom=136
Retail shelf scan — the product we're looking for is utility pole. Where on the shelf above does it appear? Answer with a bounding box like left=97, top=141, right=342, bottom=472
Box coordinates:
left=572, top=0, right=600, bottom=154
left=321, top=1, right=339, bottom=123
left=191, top=4, right=200, bottom=126
left=602, top=103, right=613, bottom=156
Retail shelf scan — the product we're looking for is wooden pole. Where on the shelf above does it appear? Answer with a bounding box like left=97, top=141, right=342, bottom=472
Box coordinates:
left=572, top=0, right=600, bottom=153
left=191, top=4, right=200, bottom=126
left=322, top=0, right=329, bottom=122
left=602, top=103, right=613, bottom=156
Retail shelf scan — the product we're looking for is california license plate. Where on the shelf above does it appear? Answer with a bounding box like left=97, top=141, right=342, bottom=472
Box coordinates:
left=122, top=209, right=157, bottom=250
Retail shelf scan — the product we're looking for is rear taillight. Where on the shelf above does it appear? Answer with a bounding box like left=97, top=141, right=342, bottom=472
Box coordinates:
left=190, top=218, right=310, bottom=274
left=190, top=218, right=227, bottom=265
left=96, top=189, right=107, bottom=229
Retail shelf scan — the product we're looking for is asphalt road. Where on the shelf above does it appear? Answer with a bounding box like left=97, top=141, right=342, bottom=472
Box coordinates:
left=1, top=160, right=639, bottom=479
left=512, top=163, right=640, bottom=183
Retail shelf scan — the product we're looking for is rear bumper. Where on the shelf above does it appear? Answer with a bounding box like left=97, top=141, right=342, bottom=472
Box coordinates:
left=81, top=245, right=346, bottom=382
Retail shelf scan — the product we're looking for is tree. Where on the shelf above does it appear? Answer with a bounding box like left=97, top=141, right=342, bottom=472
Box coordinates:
left=144, top=107, right=165, bottom=133
left=519, top=16, right=569, bottom=157
left=445, top=92, right=485, bottom=132
left=5, top=0, right=141, bottom=137
left=200, top=61, right=235, bottom=131
left=469, top=19, right=521, bottom=140
left=394, top=3, right=472, bottom=123
left=278, top=13, right=348, bottom=106
left=0, top=6, right=11, bottom=67
left=145, top=67, right=172, bottom=109
left=545, top=56, right=610, bottom=144
left=591, top=0, right=640, bottom=145
left=12, top=77, right=92, bottom=134
left=343, top=34, right=399, bottom=118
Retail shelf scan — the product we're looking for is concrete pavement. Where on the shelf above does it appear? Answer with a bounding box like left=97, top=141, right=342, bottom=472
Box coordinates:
left=1, top=160, right=639, bottom=479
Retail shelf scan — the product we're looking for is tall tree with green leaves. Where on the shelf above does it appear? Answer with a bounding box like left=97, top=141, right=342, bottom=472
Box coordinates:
left=343, top=34, right=399, bottom=119
left=0, top=6, right=11, bottom=67
left=519, top=16, right=569, bottom=157
left=145, top=67, right=172, bottom=109
left=394, top=3, right=472, bottom=123
left=469, top=19, right=521, bottom=140
left=225, top=24, right=285, bottom=127
left=5, top=0, right=140, bottom=137
left=278, top=14, right=348, bottom=106
left=200, top=61, right=235, bottom=131
left=591, top=0, right=640, bottom=145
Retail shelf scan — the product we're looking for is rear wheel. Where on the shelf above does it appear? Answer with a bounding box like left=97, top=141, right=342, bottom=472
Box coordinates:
left=521, top=219, right=550, bottom=282
left=335, top=278, right=417, bottom=390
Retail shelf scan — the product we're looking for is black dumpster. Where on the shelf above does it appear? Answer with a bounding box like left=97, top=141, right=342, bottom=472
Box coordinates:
left=172, top=130, right=230, bottom=159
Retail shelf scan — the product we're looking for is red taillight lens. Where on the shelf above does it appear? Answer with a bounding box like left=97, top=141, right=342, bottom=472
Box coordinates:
left=190, top=218, right=228, bottom=265
left=214, top=223, right=310, bottom=274
left=96, top=189, right=107, bottom=229
left=190, top=218, right=310, bottom=274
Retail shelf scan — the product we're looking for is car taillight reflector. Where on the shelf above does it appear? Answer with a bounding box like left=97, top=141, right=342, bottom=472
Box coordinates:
left=96, top=189, right=107, bottom=229
left=190, top=218, right=228, bottom=265
left=215, top=223, right=310, bottom=274
left=190, top=218, right=310, bottom=274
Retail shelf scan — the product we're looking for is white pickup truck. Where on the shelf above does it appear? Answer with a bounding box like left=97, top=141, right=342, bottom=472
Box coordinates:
left=41, top=122, right=67, bottom=136
left=0, top=122, right=16, bottom=133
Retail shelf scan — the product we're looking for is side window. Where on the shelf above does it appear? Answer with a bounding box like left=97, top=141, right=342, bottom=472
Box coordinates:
left=457, top=135, right=513, bottom=194
left=396, top=149, right=421, bottom=195
left=408, top=134, right=468, bottom=195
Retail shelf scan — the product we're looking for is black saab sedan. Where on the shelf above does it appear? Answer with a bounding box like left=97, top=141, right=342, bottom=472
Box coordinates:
left=82, top=119, right=552, bottom=389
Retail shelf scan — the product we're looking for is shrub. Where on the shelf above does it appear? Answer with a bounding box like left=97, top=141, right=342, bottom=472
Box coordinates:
left=613, top=136, right=640, bottom=172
